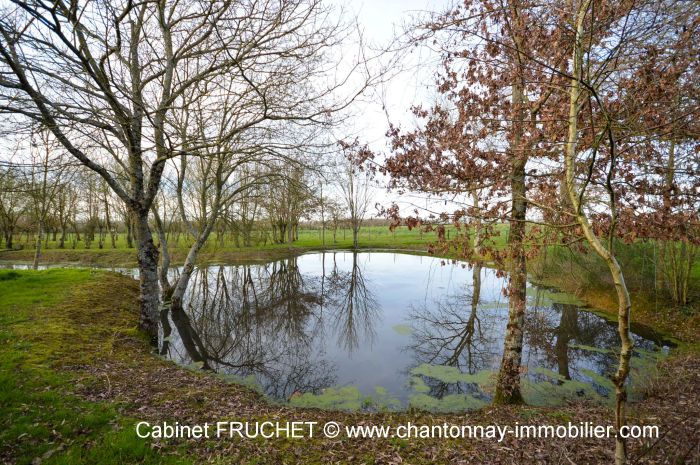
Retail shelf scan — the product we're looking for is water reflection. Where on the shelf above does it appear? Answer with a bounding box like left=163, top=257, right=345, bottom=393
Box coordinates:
left=407, top=262, right=497, bottom=400
left=153, top=252, right=669, bottom=411
left=523, top=298, right=641, bottom=399
left=161, top=259, right=336, bottom=400
left=323, top=252, right=380, bottom=352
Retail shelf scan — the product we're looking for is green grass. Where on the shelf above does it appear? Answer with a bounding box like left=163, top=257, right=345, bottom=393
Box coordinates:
left=2, top=224, right=496, bottom=253
left=0, top=269, right=192, bottom=465
left=0, top=225, right=512, bottom=268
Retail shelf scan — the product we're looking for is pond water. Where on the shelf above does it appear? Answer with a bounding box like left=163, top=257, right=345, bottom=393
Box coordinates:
left=155, top=252, right=671, bottom=412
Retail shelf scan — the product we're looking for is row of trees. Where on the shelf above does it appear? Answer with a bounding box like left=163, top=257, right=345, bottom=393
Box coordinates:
left=0, top=149, right=135, bottom=254
left=0, top=145, right=375, bottom=253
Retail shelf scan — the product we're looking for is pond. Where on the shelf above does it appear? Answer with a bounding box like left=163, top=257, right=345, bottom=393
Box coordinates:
left=155, top=251, right=672, bottom=412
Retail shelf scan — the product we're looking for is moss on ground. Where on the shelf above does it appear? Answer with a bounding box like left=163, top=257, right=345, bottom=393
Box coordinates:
left=0, top=269, right=191, bottom=464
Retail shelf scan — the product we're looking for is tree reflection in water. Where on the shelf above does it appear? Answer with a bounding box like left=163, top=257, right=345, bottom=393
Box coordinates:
left=159, top=252, right=381, bottom=400
left=407, top=262, right=497, bottom=398
left=160, top=257, right=334, bottom=400
left=323, top=252, right=380, bottom=352
left=407, top=265, right=667, bottom=402
left=156, top=252, right=668, bottom=409
left=523, top=292, right=660, bottom=392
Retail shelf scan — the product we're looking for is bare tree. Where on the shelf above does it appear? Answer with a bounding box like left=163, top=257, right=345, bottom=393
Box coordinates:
left=23, top=129, right=67, bottom=268
left=264, top=163, right=318, bottom=244
left=338, top=142, right=373, bottom=249
left=0, top=0, right=373, bottom=337
left=0, top=164, right=27, bottom=249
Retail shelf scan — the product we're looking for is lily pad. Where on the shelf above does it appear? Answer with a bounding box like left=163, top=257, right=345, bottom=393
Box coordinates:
left=392, top=324, right=414, bottom=335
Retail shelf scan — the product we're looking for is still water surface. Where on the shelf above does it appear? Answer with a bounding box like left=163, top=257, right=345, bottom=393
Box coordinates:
left=155, top=252, right=669, bottom=412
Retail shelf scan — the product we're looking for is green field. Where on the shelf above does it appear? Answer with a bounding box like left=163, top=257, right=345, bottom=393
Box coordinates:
left=5, top=225, right=459, bottom=252
left=0, top=224, right=515, bottom=267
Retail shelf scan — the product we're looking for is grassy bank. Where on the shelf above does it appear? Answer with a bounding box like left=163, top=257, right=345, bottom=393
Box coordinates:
left=530, top=245, right=700, bottom=343
left=0, top=269, right=190, bottom=464
left=1, top=268, right=699, bottom=464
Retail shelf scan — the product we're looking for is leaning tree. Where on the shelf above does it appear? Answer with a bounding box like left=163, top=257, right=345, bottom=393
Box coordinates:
left=553, top=1, right=700, bottom=462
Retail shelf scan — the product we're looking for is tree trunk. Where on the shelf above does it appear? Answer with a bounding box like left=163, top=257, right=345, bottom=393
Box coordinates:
left=493, top=152, right=527, bottom=404
left=232, top=227, right=240, bottom=248
left=126, top=215, right=134, bottom=248
left=494, top=27, right=527, bottom=405
left=135, top=212, right=161, bottom=341
left=563, top=2, right=632, bottom=462
left=170, top=259, right=196, bottom=314
left=169, top=225, right=214, bottom=316
left=59, top=226, right=66, bottom=249
left=32, top=220, right=43, bottom=270
left=608, top=259, right=634, bottom=465
left=243, top=225, right=252, bottom=247
left=105, top=201, right=116, bottom=249
left=152, top=208, right=173, bottom=300
left=320, top=187, right=325, bottom=248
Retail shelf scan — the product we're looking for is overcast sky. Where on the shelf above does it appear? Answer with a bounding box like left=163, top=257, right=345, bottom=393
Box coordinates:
left=329, top=0, right=454, bottom=214
left=338, top=0, right=449, bottom=145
